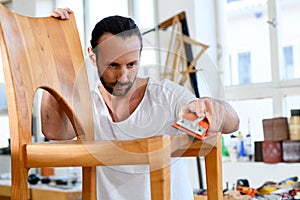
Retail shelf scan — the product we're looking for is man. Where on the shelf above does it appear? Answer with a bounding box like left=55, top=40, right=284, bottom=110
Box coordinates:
left=42, top=8, right=240, bottom=200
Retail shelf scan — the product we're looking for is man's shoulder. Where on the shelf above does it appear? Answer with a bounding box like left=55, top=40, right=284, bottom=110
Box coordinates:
left=148, top=78, right=180, bottom=89
left=147, top=78, right=190, bottom=96
left=146, top=78, right=196, bottom=109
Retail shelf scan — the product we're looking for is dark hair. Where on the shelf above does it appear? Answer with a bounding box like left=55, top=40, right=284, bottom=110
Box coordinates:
left=90, top=15, right=143, bottom=51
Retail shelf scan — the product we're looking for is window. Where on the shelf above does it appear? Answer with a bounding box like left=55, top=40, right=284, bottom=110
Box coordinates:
left=224, top=0, right=271, bottom=85
left=220, top=0, right=300, bottom=142
left=132, top=0, right=155, bottom=29
left=0, top=83, right=6, bottom=111
left=279, top=0, right=300, bottom=80
left=132, top=0, right=157, bottom=79
left=86, top=0, right=129, bottom=39
left=62, top=0, right=131, bottom=53
left=283, top=46, right=294, bottom=79
left=0, top=56, right=9, bottom=148
left=226, top=98, right=273, bottom=143
left=238, top=52, right=251, bottom=84
left=0, top=56, right=6, bottom=113
left=283, top=95, right=300, bottom=117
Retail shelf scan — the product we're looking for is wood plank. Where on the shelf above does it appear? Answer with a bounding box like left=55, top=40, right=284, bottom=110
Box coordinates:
left=31, top=188, right=81, bottom=200
left=25, top=137, right=154, bottom=168
left=148, top=135, right=171, bottom=200
left=0, top=181, right=30, bottom=199
left=205, top=135, right=223, bottom=200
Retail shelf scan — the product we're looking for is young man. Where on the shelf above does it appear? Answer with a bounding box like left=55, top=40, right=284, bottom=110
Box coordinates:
left=42, top=8, right=240, bottom=200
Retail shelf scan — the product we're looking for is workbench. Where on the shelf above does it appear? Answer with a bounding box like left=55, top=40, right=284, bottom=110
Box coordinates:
left=0, top=180, right=81, bottom=200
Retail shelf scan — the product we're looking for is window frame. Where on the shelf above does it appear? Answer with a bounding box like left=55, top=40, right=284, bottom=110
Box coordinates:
left=222, top=0, right=300, bottom=118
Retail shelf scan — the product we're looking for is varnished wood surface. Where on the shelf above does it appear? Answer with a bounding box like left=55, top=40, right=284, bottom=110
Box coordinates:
left=25, top=134, right=218, bottom=167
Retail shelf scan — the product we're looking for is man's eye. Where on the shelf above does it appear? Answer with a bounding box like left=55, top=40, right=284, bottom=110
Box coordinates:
left=128, top=62, right=136, bottom=68
left=109, top=63, right=118, bottom=68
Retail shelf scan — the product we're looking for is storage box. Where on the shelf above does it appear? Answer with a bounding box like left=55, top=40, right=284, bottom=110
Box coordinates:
left=262, top=117, right=289, bottom=141
left=262, top=141, right=282, bottom=163
left=282, top=140, right=300, bottom=162
left=254, top=141, right=263, bottom=162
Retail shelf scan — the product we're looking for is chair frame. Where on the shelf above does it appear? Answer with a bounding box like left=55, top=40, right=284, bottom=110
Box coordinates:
left=0, top=4, right=223, bottom=200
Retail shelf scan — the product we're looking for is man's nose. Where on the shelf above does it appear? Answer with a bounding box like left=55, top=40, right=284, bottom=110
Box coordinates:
left=116, top=66, right=128, bottom=82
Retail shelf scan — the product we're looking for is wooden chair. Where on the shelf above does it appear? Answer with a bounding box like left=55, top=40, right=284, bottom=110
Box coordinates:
left=0, top=4, right=223, bottom=200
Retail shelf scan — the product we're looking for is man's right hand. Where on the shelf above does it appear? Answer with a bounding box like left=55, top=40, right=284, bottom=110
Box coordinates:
left=50, top=8, right=73, bottom=19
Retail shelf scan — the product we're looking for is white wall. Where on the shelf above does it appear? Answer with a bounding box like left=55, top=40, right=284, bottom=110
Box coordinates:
left=156, top=0, right=218, bottom=63
left=156, top=0, right=196, bottom=37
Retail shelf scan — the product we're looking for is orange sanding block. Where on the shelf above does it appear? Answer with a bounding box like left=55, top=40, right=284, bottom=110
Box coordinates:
left=172, top=112, right=209, bottom=140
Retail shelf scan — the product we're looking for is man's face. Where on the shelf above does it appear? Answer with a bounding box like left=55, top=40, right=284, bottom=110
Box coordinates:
left=95, top=33, right=141, bottom=96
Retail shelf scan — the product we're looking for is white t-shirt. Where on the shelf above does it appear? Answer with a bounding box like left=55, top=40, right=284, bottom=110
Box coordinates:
left=92, top=78, right=196, bottom=200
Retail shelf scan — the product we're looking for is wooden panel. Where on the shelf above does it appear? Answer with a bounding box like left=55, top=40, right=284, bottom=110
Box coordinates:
left=205, top=136, right=223, bottom=200
left=0, top=181, right=30, bottom=199
left=194, top=196, right=207, bottom=200
left=31, top=189, right=81, bottom=200
left=0, top=184, right=10, bottom=197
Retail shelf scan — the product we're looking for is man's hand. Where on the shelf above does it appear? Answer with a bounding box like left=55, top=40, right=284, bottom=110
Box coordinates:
left=179, top=97, right=239, bottom=134
left=50, top=8, right=73, bottom=19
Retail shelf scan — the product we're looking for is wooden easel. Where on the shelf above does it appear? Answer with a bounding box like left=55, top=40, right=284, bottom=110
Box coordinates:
left=161, top=14, right=209, bottom=92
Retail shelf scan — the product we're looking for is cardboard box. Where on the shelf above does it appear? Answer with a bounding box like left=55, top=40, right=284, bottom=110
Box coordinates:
left=262, top=141, right=282, bottom=163
left=282, top=140, right=300, bottom=162
left=254, top=141, right=263, bottom=162
left=262, top=117, right=289, bottom=141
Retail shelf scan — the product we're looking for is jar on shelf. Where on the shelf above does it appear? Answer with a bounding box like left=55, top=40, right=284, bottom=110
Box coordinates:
left=289, top=109, right=300, bottom=140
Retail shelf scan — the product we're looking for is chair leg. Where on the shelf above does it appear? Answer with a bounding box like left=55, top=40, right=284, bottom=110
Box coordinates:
left=11, top=157, right=29, bottom=200
left=148, top=136, right=171, bottom=200
left=149, top=166, right=170, bottom=200
left=82, top=166, right=97, bottom=200
left=205, top=135, right=223, bottom=200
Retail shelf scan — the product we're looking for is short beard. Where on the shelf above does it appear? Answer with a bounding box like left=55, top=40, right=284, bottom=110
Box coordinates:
left=100, top=76, right=136, bottom=96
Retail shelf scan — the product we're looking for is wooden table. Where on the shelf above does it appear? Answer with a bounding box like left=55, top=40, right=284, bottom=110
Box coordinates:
left=0, top=180, right=81, bottom=200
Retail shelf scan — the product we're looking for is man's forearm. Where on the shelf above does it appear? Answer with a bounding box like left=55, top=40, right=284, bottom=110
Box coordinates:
left=41, top=91, right=76, bottom=140
left=217, top=100, right=240, bottom=134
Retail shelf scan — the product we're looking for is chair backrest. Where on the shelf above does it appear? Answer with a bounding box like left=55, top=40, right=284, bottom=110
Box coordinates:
left=0, top=5, right=94, bottom=140
left=0, top=4, right=94, bottom=199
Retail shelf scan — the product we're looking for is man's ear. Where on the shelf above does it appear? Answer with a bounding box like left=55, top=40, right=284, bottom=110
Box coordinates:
left=87, top=47, right=97, bottom=66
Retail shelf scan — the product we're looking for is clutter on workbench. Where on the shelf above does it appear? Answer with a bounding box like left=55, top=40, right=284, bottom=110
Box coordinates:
left=222, top=177, right=300, bottom=200
left=225, top=130, right=254, bottom=162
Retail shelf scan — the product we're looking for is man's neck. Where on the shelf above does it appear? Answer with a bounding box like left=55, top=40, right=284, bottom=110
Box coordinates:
left=99, top=77, right=148, bottom=122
